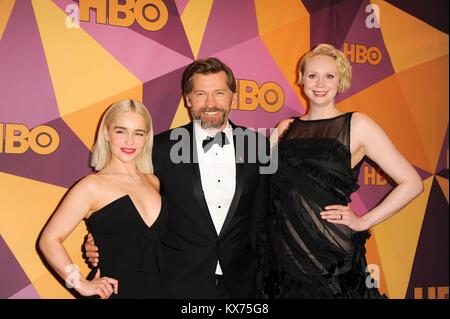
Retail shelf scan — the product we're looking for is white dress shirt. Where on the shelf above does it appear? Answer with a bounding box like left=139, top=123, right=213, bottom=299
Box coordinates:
left=194, top=120, right=236, bottom=275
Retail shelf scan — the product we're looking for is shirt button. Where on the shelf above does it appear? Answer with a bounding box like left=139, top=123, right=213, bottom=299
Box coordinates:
left=218, top=205, right=221, bottom=208
left=218, top=179, right=220, bottom=183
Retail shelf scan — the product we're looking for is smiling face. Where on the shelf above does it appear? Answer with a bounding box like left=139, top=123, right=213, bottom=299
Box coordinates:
left=186, top=71, right=236, bottom=131
left=301, top=55, right=340, bottom=108
left=104, top=111, right=148, bottom=165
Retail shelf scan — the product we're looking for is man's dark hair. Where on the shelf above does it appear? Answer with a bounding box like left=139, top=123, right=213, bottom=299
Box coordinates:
left=182, top=57, right=236, bottom=95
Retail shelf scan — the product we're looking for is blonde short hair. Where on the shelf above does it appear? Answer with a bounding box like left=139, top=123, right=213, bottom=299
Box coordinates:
left=91, top=99, right=154, bottom=173
left=298, top=43, right=352, bottom=93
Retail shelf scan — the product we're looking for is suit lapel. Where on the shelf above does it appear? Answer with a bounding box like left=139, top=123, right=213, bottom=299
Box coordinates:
left=219, top=122, right=246, bottom=238
left=188, top=123, right=217, bottom=235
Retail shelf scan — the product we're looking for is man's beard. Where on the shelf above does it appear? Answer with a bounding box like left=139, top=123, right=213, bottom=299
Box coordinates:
left=191, top=107, right=230, bottom=129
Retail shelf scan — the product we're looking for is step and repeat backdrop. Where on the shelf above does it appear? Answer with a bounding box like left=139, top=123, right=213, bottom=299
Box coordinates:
left=0, top=0, right=448, bottom=299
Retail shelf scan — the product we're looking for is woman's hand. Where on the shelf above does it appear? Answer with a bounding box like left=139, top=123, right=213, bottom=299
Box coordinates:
left=320, top=205, right=369, bottom=231
left=77, top=269, right=118, bottom=299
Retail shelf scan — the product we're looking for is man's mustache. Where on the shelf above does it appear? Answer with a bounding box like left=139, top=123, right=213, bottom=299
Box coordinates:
left=199, top=108, right=226, bottom=113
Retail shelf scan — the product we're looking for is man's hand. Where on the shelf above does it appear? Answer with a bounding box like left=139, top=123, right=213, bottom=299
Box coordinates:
left=84, top=233, right=99, bottom=267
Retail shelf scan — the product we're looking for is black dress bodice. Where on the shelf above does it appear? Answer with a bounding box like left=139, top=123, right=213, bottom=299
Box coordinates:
left=265, top=113, right=385, bottom=299
left=85, top=195, right=168, bottom=298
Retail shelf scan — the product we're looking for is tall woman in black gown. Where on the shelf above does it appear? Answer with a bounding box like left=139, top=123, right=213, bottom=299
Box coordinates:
left=265, top=44, right=423, bottom=298
left=39, top=99, right=167, bottom=298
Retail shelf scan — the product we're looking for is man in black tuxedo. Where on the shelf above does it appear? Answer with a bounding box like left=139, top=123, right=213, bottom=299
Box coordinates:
left=153, top=58, right=270, bottom=298
left=86, top=58, right=270, bottom=298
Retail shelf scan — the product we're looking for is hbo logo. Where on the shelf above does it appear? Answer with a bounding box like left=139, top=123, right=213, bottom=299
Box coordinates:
left=0, top=124, right=60, bottom=155
left=79, top=0, right=168, bottom=31
left=343, top=43, right=383, bottom=65
left=234, top=79, right=285, bottom=113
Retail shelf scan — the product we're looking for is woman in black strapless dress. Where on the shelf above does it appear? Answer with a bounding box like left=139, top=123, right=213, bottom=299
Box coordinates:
left=39, top=99, right=167, bottom=298
left=85, top=194, right=168, bottom=298
left=263, top=44, right=423, bottom=298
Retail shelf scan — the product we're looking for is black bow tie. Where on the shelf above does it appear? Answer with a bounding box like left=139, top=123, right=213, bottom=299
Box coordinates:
left=202, top=132, right=230, bottom=152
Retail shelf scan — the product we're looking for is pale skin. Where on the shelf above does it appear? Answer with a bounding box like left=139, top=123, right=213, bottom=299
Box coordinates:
left=186, top=71, right=237, bottom=133
left=86, top=71, right=238, bottom=265
left=271, top=55, right=423, bottom=231
left=39, top=111, right=161, bottom=298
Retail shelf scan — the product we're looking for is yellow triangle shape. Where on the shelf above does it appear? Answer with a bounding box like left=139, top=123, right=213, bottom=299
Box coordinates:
left=62, top=85, right=142, bottom=149
left=33, top=273, right=74, bottom=299
left=0, top=172, right=89, bottom=297
left=181, top=0, right=214, bottom=58
left=0, top=0, right=15, bottom=40
left=255, top=0, right=309, bottom=36
left=260, top=19, right=310, bottom=110
left=371, top=0, right=449, bottom=73
left=371, top=176, right=432, bottom=298
left=31, top=0, right=141, bottom=117
left=365, top=233, right=389, bottom=296
left=170, top=97, right=190, bottom=129
left=395, top=56, right=449, bottom=173
left=338, top=75, right=432, bottom=172
left=32, top=250, right=88, bottom=299
left=435, top=175, right=449, bottom=203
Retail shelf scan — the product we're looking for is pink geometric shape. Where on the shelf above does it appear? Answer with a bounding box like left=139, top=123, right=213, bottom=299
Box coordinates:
left=199, top=0, right=258, bottom=57
left=0, top=235, right=31, bottom=298
left=0, top=0, right=60, bottom=127
left=210, top=37, right=305, bottom=130
left=127, top=0, right=194, bottom=59
left=175, top=0, right=189, bottom=15
left=349, top=191, right=370, bottom=217
left=0, top=117, right=92, bottom=189
left=142, top=66, right=187, bottom=134
left=53, top=0, right=193, bottom=84
left=308, top=0, right=365, bottom=49
left=9, top=284, right=40, bottom=299
left=354, top=161, right=394, bottom=210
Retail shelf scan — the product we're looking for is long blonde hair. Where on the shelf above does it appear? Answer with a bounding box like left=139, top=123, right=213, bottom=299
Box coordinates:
left=91, top=99, right=154, bottom=173
left=298, top=43, right=352, bottom=93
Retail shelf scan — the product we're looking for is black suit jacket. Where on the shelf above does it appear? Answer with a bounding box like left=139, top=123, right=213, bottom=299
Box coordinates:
left=153, top=121, right=270, bottom=298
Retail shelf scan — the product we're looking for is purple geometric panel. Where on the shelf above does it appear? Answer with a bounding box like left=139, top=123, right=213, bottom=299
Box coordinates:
left=308, top=0, right=365, bottom=49
left=355, top=161, right=394, bottom=210
left=0, top=235, right=31, bottom=298
left=128, top=0, right=193, bottom=59
left=337, top=0, right=395, bottom=101
left=405, top=178, right=449, bottom=299
left=174, top=0, right=189, bottom=15
left=302, top=0, right=347, bottom=14
left=212, top=37, right=305, bottom=130
left=0, top=118, right=92, bottom=189
left=198, top=0, right=259, bottom=57
left=9, top=284, right=40, bottom=299
left=142, top=66, right=187, bottom=134
left=349, top=192, right=370, bottom=217
left=415, top=166, right=433, bottom=181
left=0, top=0, right=59, bottom=128
left=386, top=0, right=449, bottom=34
left=54, top=0, right=193, bottom=84
left=436, top=126, right=448, bottom=176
